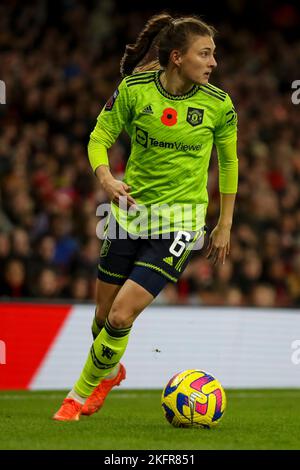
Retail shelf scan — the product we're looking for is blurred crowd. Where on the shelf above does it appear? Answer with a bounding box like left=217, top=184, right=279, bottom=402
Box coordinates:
left=0, top=0, right=300, bottom=307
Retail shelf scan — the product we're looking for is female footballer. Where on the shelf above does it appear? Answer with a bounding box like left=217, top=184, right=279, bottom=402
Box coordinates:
left=53, top=13, right=238, bottom=420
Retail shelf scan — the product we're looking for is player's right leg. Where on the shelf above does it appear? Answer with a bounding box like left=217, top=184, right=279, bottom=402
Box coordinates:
left=92, top=279, right=122, bottom=339
left=52, top=280, right=123, bottom=421
left=53, top=214, right=138, bottom=421
left=80, top=279, right=126, bottom=416
left=80, top=279, right=154, bottom=416
left=53, top=279, right=153, bottom=421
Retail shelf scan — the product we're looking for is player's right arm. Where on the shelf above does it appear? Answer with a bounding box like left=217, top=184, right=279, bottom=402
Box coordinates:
left=88, top=79, right=136, bottom=207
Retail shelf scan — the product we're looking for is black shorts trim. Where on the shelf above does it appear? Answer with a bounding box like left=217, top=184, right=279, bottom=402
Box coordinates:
left=134, top=261, right=178, bottom=283
left=97, top=264, right=127, bottom=286
left=98, top=262, right=170, bottom=297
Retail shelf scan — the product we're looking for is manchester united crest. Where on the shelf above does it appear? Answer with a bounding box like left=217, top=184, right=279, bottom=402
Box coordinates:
left=100, top=238, right=111, bottom=257
left=186, top=107, right=204, bottom=127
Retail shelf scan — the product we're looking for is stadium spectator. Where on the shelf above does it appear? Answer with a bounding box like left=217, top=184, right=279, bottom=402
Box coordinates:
left=0, top=232, right=11, bottom=265
left=33, top=267, right=62, bottom=299
left=250, top=284, right=277, bottom=308
left=224, top=286, right=244, bottom=307
left=0, top=258, right=29, bottom=298
left=64, top=273, right=93, bottom=301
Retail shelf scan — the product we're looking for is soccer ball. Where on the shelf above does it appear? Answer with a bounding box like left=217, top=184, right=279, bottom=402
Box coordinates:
left=161, top=369, right=226, bottom=428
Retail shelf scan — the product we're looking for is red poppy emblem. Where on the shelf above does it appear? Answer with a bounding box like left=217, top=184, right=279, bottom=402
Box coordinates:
left=161, top=108, right=178, bottom=126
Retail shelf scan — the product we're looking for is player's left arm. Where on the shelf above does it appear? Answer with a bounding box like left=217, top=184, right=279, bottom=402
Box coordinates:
left=207, top=94, right=238, bottom=265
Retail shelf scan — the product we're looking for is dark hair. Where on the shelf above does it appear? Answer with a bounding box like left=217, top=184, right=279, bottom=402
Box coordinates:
left=120, top=13, right=216, bottom=77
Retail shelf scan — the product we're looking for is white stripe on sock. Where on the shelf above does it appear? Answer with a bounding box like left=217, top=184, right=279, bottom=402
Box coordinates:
left=67, top=389, right=87, bottom=404
left=104, top=363, right=120, bottom=380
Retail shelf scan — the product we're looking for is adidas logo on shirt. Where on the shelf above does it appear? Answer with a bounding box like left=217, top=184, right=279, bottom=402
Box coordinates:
left=163, top=256, right=173, bottom=266
left=141, top=105, right=153, bottom=115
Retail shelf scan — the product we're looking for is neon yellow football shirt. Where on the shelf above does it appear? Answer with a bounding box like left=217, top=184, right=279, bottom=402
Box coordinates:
left=89, top=70, right=238, bottom=235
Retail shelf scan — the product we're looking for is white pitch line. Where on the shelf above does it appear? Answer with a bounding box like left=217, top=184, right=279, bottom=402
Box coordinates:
left=0, top=391, right=300, bottom=400
left=0, top=393, right=154, bottom=400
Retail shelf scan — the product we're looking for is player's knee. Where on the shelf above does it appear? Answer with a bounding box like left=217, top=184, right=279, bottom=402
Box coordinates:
left=108, top=301, right=133, bottom=329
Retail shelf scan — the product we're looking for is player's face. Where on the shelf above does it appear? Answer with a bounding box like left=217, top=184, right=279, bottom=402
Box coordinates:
left=179, top=35, right=217, bottom=85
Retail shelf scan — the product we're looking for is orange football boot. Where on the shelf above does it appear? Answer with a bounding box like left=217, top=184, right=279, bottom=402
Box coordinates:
left=81, top=363, right=126, bottom=416
left=52, top=398, right=82, bottom=421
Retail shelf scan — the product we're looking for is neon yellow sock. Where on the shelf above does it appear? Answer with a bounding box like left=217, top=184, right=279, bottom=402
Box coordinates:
left=74, top=319, right=131, bottom=397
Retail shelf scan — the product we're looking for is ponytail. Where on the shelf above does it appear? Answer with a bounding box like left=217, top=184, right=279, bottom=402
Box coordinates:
left=120, top=13, right=173, bottom=77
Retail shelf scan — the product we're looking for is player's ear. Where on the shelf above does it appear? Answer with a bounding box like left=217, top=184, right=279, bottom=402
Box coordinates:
left=170, top=49, right=182, bottom=67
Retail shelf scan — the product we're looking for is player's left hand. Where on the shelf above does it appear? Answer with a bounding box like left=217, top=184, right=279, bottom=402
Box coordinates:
left=206, top=224, right=231, bottom=265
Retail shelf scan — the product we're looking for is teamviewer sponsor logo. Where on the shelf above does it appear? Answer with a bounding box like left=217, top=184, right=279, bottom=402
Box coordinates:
left=136, top=127, right=202, bottom=152
left=0, top=340, right=6, bottom=365
left=136, top=127, right=148, bottom=148
left=149, top=137, right=201, bottom=151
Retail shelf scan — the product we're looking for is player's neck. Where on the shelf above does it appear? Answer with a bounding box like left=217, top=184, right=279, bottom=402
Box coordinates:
left=160, top=70, right=194, bottom=96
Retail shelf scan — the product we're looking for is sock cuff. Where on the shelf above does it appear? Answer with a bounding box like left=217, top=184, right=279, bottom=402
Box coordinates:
left=93, top=314, right=104, bottom=330
left=91, top=313, right=104, bottom=340
left=104, top=319, right=132, bottom=338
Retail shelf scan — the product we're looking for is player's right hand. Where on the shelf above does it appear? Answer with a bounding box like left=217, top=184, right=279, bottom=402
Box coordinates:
left=102, top=178, right=137, bottom=209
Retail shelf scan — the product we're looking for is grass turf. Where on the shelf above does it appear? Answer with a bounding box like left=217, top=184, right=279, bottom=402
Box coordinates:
left=0, top=389, right=300, bottom=450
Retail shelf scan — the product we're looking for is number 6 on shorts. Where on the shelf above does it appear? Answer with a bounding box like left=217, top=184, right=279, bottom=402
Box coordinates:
left=169, top=231, right=191, bottom=257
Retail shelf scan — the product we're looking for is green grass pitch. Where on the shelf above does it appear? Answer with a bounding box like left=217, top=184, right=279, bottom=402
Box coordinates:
left=0, top=389, right=300, bottom=450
